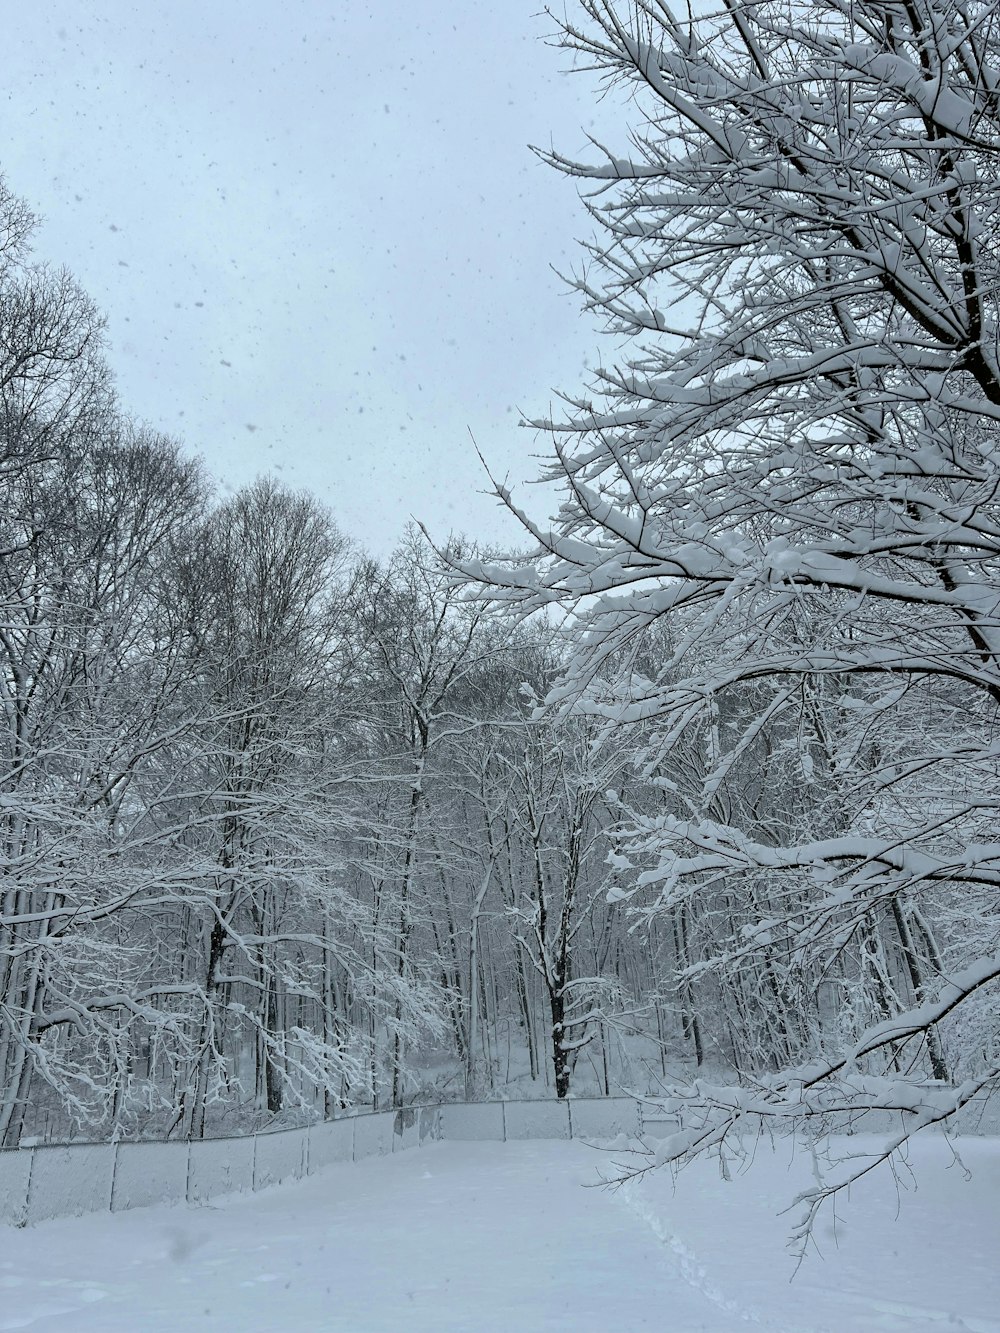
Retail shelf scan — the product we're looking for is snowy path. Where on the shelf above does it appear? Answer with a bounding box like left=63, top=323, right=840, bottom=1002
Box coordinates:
left=1, top=1137, right=997, bottom=1332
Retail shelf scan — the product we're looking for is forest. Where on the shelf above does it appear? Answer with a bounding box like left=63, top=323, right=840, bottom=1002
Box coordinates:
left=1, top=0, right=998, bottom=1235
left=0, top=207, right=664, bottom=1142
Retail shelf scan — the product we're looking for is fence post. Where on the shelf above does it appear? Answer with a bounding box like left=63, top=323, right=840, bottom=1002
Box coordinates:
left=23, top=1147, right=34, bottom=1228
left=14, top=1146, right=34, bottom=1228
left=184, top=1137, right=193, bottom=1204
left=109, top=1140, right=121, bottom=1212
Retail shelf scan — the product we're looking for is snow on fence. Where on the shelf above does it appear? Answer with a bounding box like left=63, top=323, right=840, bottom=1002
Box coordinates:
left=0, top=1096, right=643, bottom=1228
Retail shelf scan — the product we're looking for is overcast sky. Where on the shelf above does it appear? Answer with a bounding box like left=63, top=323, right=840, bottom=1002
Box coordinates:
left=6, top=1, right=627, bottom=556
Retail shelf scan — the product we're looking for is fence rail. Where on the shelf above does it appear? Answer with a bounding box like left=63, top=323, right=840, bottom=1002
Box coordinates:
left=0, top=1096, right=648, bottom=1229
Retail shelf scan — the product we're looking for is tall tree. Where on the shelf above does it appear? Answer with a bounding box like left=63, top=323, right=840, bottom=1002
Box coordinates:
left=173, top=477, right=356, bottom=1134
left=351, top=532, right=502, bottom=1106
left=0, top=417, right=206, bottom=1145
left=471, top=0, right=1000, bottom=1232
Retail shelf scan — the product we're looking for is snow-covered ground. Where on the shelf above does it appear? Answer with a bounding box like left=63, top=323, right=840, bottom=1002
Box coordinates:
left=1, top=1135, right=997, bottom=1332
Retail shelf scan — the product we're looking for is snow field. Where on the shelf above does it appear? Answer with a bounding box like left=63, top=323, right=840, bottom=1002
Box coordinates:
left=0, top=1135, right=996, bottom=1332
left=621, top=1132, right=1000, bottom=1332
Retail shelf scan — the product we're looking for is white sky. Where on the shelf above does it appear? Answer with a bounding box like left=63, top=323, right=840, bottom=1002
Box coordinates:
left=6, top=1, right=627, bottom=556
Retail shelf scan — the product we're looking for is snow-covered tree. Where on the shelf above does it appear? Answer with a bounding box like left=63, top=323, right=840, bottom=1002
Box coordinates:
left=349, top=533, right=513, bottom=1106
left=0, top=169, right=681, bottom=1137
left=469, top=0, right=1000, bottom=1226
left=0, top=416, right=207, bottom=1145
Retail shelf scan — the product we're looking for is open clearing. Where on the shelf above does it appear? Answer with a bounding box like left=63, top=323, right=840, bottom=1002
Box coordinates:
left=1, top=1136, right=997, bottom=1332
